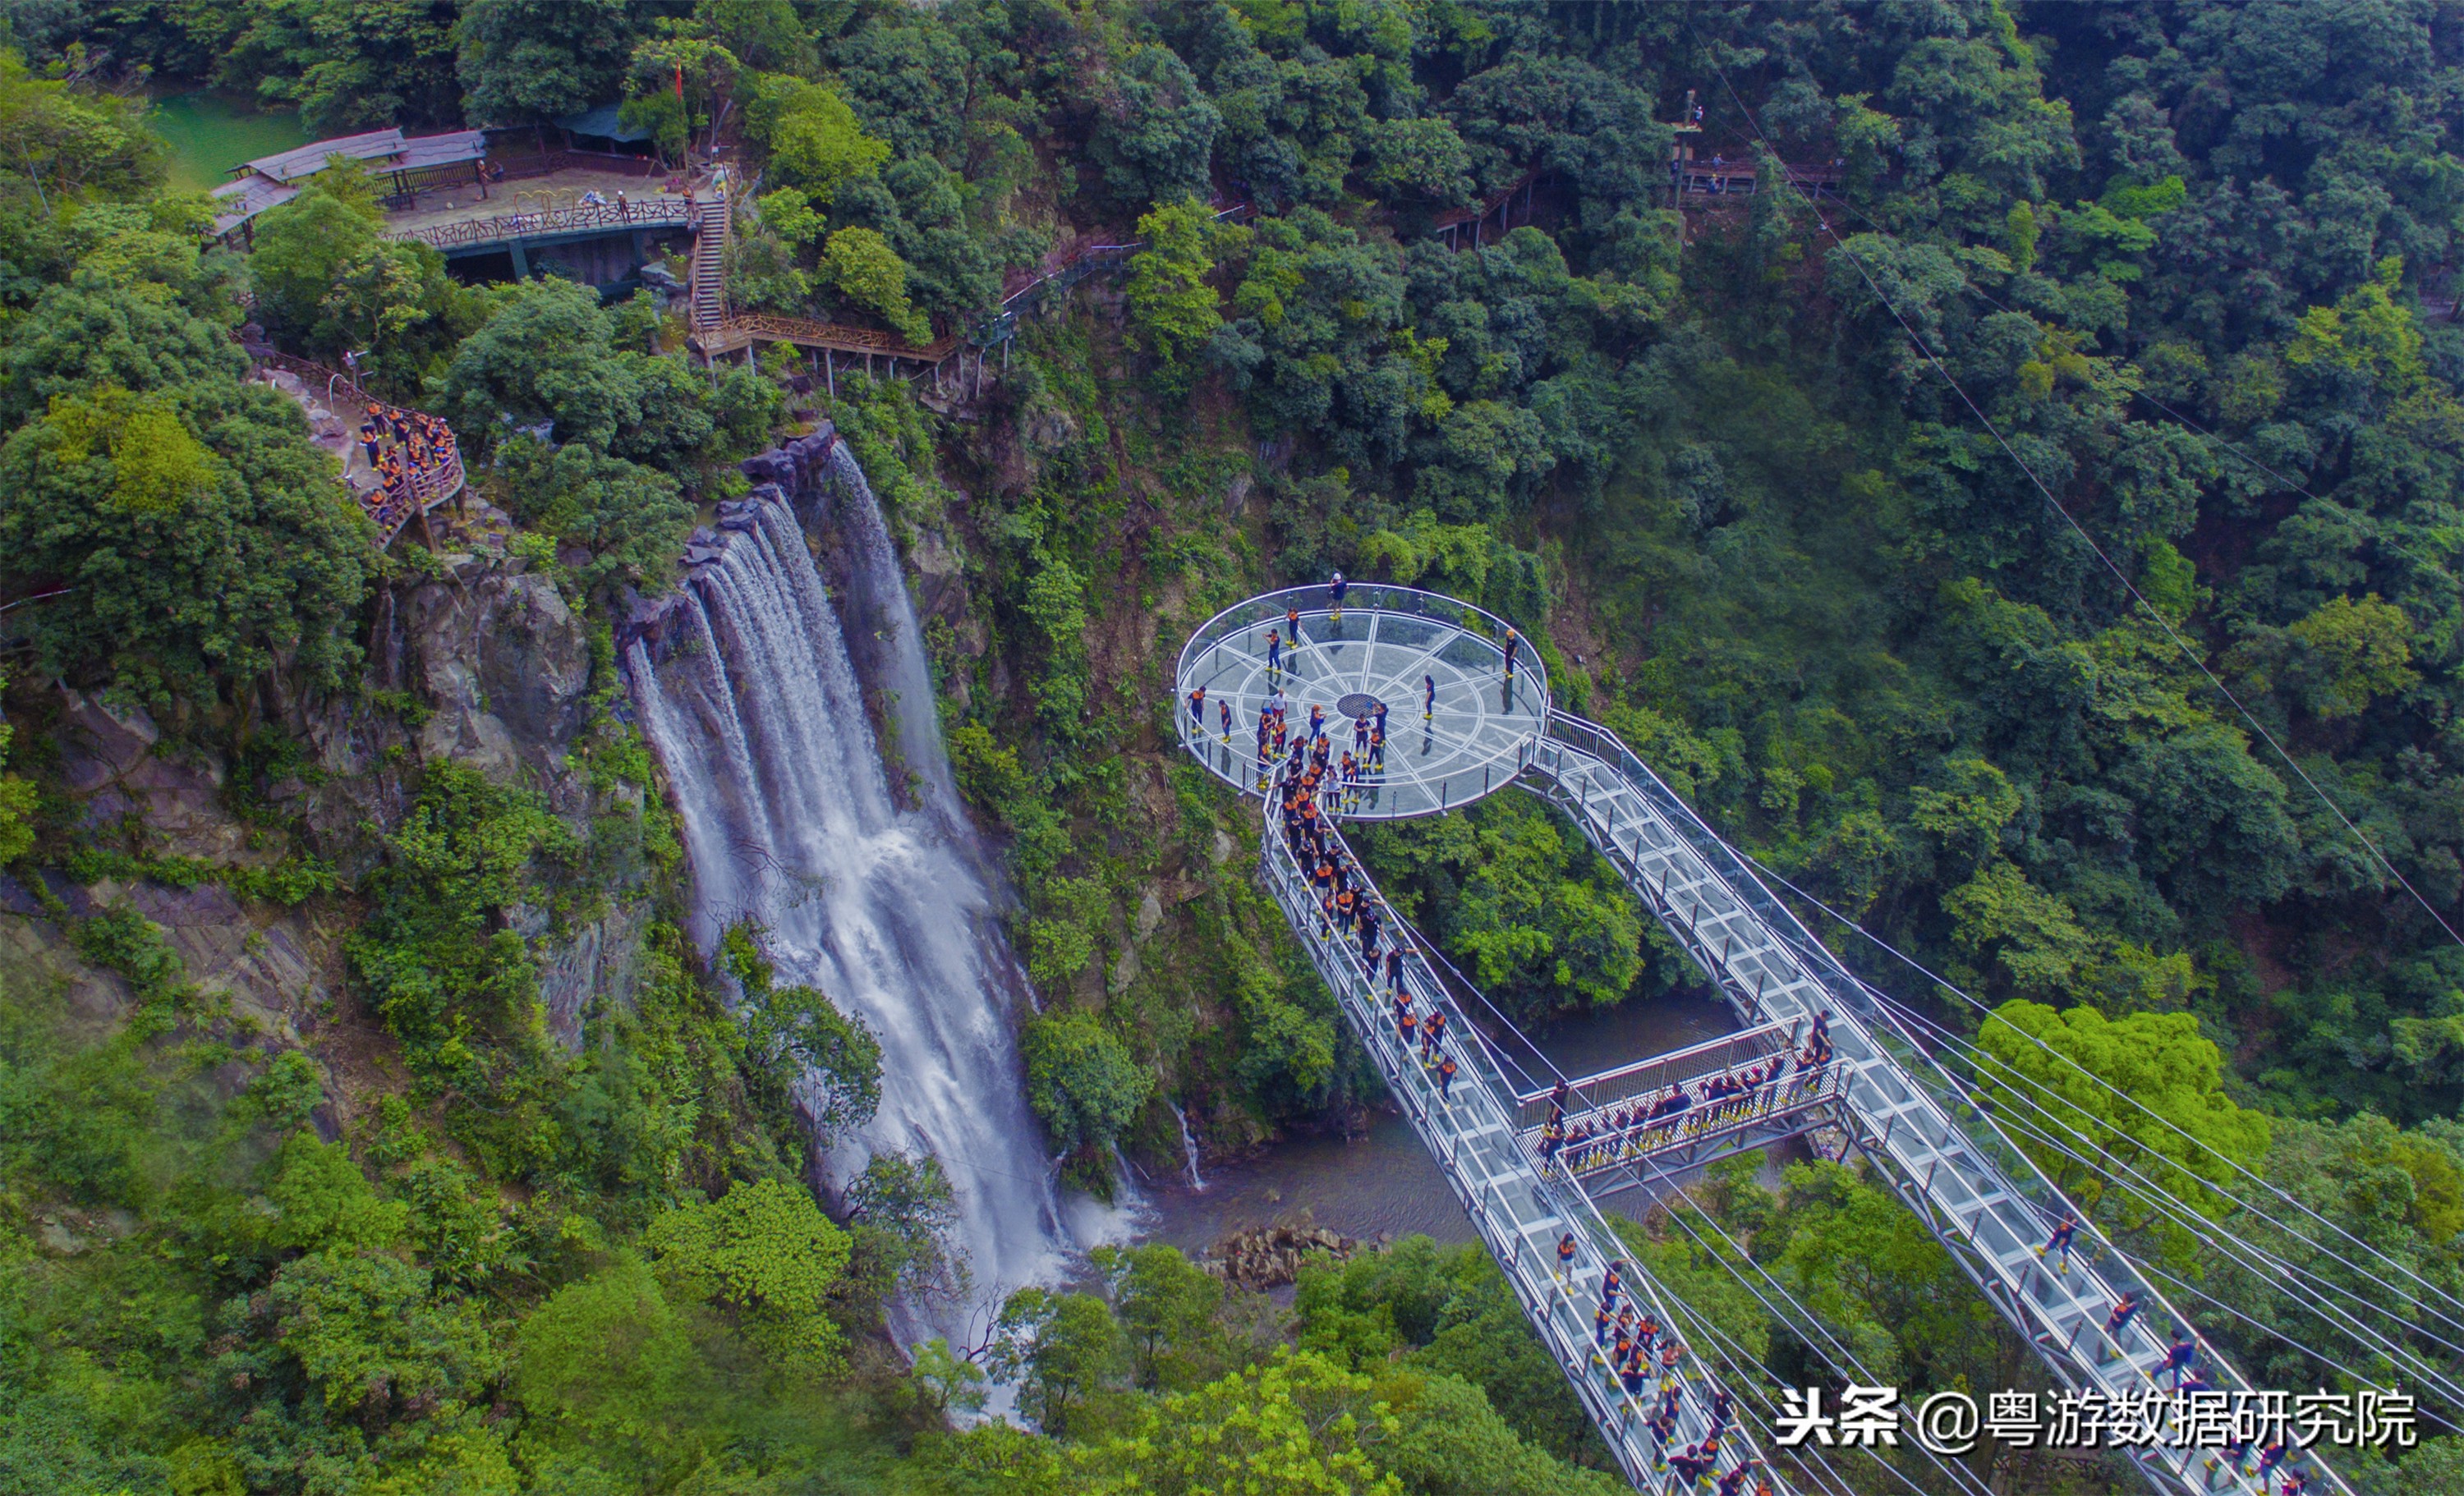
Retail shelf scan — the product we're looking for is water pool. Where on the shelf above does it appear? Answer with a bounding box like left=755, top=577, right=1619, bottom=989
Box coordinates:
left=150, top=92, right=308, bottom=195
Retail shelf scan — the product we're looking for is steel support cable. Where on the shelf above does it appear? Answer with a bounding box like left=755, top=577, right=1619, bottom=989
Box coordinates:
left=1712, top=840, right=2464, bottom=1339
left=1391, top=911, right=1554, bottom=1097
left=1661, top=64, right=2464, bottom=1329
left=1963, top=1094, right=2464, bottom=1425
left=1868, top=987, right=2464, bottom=1384
left=1648, top=1266, right=1977, bottom=1496
left=1867, top=1007, right=2464, bottom=1410
left=1286, top=800, right=1777, bottom=1493
left=1967, top=1101, right=2464, bottom=1427
left=1614, top=1151, right=2007, bottom=1496
left=1858, top=980, right=2464, bottom=1365
left=1393, top=901, right=1571, bottom=1088
left=1856, top=999, right=2464, bottom=1423
left=1690, top=48, right=2464, bottom=961
left=1791, top=181, right=2356, bottom=516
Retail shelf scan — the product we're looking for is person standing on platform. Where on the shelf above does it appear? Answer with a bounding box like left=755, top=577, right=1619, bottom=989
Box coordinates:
left=2106, top=1292, right=2143, bottom=1339
left=1502, top=626, right=1520, bottom=679
left=1187, top=685, right=1206, bottom=732
left=1330, top=570, right=1349, bottom=622
left=1423, top=672, right=1437, bottom=718
left=1436, top=1051, right=1457, bottom=1099
left=1218, top=698, right=1232, bottom=743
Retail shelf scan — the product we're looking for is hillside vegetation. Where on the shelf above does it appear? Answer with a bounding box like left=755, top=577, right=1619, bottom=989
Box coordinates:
left=2, top=2, right=2463, bottom=1494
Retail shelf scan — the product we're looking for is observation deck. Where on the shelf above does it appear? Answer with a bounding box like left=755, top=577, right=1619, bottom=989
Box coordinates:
left=1175, top=585, right=2352, bottom=1496
left=1175, top=584, right=1548, bottom=819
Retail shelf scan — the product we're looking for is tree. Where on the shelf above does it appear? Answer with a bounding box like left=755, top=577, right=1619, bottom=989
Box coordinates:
left=1020, top=1011, right=1152, bottom=1156
left=512, top=1254, right=698, bottom=1466
left=2284, top=594, right=2418, bottom=719
left=1362, top=117, right=1474, bottom=205
left=1067, top=1349, right=1400, bottom=1495
left=492, top=438, right=691, bottom=596
left=457, top=0, right=650, bottom=126
left=747, top=76, right=889, bottom=204
left=989, top=1286, right=1124, bottom=1438
left=816, top=227, right=928, bottom=345
left=0, top=344, right=374, bottom=707
left=646, top=1178, right=852, bottom=1370
left=218, top=0, right=459, bottom=135
left=1978, top=1001, right=2272, bottom=1241
left=0, top=49, right=163, bottom=211
left=1092, top=1242, right=1227, bottom=1392
left=248, top=186, right=467, bottom=375
left=441, top=277, right=721, bottom=469
left=1126, top=201, right=1238, bottom=387
left=264, top=1247, right=503, bottom=1420
left=1091, top=44, right=1222, bottom=211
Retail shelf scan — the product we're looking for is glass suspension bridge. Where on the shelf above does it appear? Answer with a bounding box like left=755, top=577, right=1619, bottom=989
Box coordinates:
left=1175, top=584, right=2361, bottom=1496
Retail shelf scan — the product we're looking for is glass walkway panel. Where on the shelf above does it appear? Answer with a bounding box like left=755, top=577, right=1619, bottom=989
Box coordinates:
left=1175, top=586, right=2351, bottom=1496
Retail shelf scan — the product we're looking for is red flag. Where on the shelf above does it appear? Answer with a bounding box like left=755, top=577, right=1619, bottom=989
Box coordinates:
left=673, top=64, right=684, bottom=100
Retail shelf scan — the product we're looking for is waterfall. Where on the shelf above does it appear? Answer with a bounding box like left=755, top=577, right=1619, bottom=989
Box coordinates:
left=824, top=443, right=962, bottom=820
left=627, top=479, right=1083, bottom=1347
left=1169, top=1099, right=1207, bottom=1191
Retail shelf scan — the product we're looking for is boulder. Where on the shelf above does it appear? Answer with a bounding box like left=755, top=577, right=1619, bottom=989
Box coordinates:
left=1202, top=1223, right=1360, bottom=1291
left=739, top=451, right=794, bottom=485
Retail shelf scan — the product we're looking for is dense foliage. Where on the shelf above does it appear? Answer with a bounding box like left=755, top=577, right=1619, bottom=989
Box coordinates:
left=4, top=0, right=2464, bottom=1491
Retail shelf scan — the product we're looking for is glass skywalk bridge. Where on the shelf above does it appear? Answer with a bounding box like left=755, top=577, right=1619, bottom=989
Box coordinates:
left=1175, top=585, right=2349, bottom=1496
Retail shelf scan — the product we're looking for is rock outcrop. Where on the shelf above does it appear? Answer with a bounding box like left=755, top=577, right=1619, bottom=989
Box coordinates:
left=1202, top=1223, right=1360, bottom=1291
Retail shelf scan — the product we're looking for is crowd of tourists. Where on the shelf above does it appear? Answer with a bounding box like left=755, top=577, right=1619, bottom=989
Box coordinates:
left=1533, top=1027, right=1837, bottom=1179
left=355, top=401, right=459, bottom=530
left=1191, top=579, right=2319, bottom=1496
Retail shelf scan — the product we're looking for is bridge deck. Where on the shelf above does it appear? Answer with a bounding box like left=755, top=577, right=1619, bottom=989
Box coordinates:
left=1177, top=585, right=2351, bottom=1496
left=1525, top=720, right=2347, bottom=1496
left=1529, top=1053, right=1845, bottom=1186
left=1236, top=751, right=1777, bottom=1494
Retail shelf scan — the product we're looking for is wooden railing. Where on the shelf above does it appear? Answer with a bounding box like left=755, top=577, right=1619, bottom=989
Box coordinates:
left=247, top=347, right=464, bottom=548
left=697, top=311, right=956, bottom=360
left=386, top=195, right=693, bottom=251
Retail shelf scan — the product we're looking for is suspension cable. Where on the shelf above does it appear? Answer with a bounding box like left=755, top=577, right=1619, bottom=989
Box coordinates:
left=1689, top=39, right=2464, bottom=954
left=1865, top=994, right=2464, bottom=1405
left=1717, top=834, right=2464, bottom=1334
left=1966, top=1094, right=2464, bottom=1423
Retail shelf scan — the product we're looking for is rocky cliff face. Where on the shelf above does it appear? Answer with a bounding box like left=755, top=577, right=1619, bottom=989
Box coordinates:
left=0, top=544, right=642, bottom=1104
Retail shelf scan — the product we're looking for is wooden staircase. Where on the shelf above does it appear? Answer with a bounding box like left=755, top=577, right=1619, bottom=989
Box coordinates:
left=689, top=191, right=729, bottom=334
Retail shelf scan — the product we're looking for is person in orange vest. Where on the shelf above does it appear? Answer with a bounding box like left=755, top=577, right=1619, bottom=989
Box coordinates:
left=1187, top=684, right=1207, bottom=730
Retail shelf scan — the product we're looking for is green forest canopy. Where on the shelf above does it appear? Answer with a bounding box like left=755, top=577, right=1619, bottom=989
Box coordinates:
left=3, top=2, right=2464, bottom=1493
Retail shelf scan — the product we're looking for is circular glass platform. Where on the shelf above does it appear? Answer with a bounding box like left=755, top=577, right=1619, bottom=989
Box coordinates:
left=1175, top=584, right=1551, bottom=819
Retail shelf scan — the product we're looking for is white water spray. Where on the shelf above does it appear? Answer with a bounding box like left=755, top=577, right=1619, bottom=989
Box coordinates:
left=628, top=486, right=1073, bottom=1345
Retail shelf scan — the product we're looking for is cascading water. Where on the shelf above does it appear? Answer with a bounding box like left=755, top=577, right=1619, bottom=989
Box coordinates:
left=825, top=443, right=961, bottom=820
left=1169, top=1099, right=1207, bottom=1192
left=627, top=462, right=1100, bottom=1348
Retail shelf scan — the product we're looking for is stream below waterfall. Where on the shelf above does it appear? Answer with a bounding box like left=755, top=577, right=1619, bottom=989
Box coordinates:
left=1137, top=988, right=1752, bottom=1254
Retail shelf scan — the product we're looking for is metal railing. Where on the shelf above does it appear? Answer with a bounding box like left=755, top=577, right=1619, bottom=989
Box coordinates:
left=1175, top=582, right=1551, bottom=820
left=1510, top=1021, right=1794, bottom=1127
left=1251, top=782, right=1785, bottom=1494
left=1526, top=713, right=2351, bottom=1496
left=1536, top=1061, right=1845, bottom=1183
left=248, top=349, right=463, bottom=548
